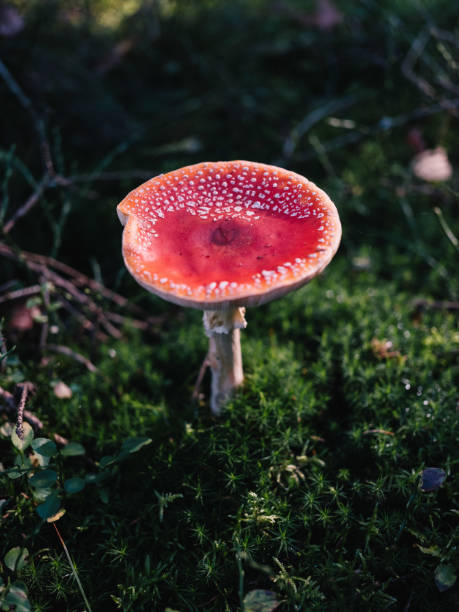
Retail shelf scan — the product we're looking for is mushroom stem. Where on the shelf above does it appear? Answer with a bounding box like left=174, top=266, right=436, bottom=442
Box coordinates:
left=203, top=307, right=247, bottom=415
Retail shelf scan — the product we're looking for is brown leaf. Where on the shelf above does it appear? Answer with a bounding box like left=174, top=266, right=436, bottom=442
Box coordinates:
left=8, top=303, right=41, bottom=332
left=53, top=381, right=72, bottom=399
left=54, top=433, right=69, bottom=446
left=412, top=147, right=453, bottom=183
left=371, top=338, right=404, bottom=360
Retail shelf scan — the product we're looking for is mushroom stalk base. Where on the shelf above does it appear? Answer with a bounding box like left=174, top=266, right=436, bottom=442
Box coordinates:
left=203, top=308, right=247, bottom=416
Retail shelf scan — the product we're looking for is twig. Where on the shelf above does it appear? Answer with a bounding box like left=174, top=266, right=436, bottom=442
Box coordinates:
left=0, top=241, right=157, bottom=321
left=0, top=321, right=7, bottom=372
left=0, top=284, right=42, bottom=304
left=0, top=243, right=123, bottom=339
left=401, top=26, right=459, bottom=116
left=39, top=277, right=50, bottom=351
left=105, top=310, right=162, bottom=332
left=294, top=97, right=459, bottom=162
left=0, top=58, right=54, bottom=174
left=0, top=242, right=168, bottom=338
left=0, top=59, right=73, bottom=235
left=412, top=299, right=459, bottom=311
left=55, top=294, right=109, bottom=342
left=46, top=344, right=98, bottom=373
left=279, top=94, right=360, bottom=164
left=0, top=280, right=18, bottom=293
left=3, top=175, right=50, bottom=234
left=402, top=27, right=435, bottom=97
left=41, top=270, right=122, bottom=339
left=192, top=352, right=210, bottom=400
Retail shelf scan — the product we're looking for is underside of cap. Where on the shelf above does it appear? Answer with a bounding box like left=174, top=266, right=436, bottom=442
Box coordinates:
left=118, top=160, right=341, bottom=310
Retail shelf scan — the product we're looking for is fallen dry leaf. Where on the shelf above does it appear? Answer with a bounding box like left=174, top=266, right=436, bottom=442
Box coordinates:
left=412, top=147, right=453, bottom=182
left=53, top=381, right=72, bottom=399
left=8, top=303, right=41, bottom=332
left=371, top=338, right=404, bottom=360
left=54, top=433, right=69, bottom=446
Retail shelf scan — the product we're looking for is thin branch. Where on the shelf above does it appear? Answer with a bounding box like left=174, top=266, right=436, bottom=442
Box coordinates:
left=192, top=352, right=210, bottom=400
left=55, top=294, right=109, bottom=342
left=39, top=277, right=50, bottom=351
left=0, top=58, right=54, bottom=174
left=0, top=241, right=165, bottom=324
left=0, top=280, right=18, bottom=293
left=412, top=299, right=459, bottom=311
left=0, top=284, right=42, bottom=304
left=46, top=344, right=98, bottom=373
left=401, top=27, right=459, bottom=116
left=105, top=310, right=162, bottom=331
left=293, top=97, right=459, bottom=162
left=0, top=318, right=8, bottom=372
left=0, top=243, right=123, bottom=339
left=3, top=175, right=50, bottom=234
left=279, top=94, right=361, bottom=164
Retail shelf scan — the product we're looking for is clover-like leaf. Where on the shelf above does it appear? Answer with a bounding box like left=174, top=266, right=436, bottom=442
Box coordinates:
left=120, top=437, right=152, bottom=455
left=4, top=547, right=29, bottom=572
left=64, top=477, right=85, bottom=495
left=31, top=438, right=57, bottom=458
left=32, top=486, right=54, bottom=503
left=421, top=468, right=446, bottom=492
left=7, top=455, right=31, bottom=479
left=85, top=471, right=110, bottom=485
left=29, top=469, right=58, bottom=489
left=36, top=492, right=60, bottom=520
left=7, top=467, right=24, bottom=479
left=416, top=544, right=442, bottom=558
left=243, top=589, right=280, bottom=612
left=11, top=422, right=34, bottom=451
left=3, top=581, right=31, bottom=612
left=435, top=563, right=457, bottom=592
left=122, top=437, right=152, bottom=454
left=99, top=455, right=116, bottom=469
left=60, top=442, right=85, bottom=457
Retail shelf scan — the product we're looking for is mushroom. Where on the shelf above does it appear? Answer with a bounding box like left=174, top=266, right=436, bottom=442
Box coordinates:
left=117, top=161, right=341, bottom=415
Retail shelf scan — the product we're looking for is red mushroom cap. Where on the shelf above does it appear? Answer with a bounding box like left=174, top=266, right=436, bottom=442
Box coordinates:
left=117, top=161, right=341, bottom=309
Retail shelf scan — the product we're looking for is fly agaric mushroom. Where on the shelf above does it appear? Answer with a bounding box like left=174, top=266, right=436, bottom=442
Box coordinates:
left=117, top=161, right=341, bottom=415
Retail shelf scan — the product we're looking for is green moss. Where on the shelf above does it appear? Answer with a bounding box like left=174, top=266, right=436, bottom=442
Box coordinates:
left=1, top=1, right=458, bottom=610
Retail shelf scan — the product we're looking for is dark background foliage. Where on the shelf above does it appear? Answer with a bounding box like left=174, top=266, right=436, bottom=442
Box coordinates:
left=0, top=1, right=457, bottom=610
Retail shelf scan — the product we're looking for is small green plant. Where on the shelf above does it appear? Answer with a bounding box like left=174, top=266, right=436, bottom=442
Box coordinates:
left=1, top=419, right=152, bottom=610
